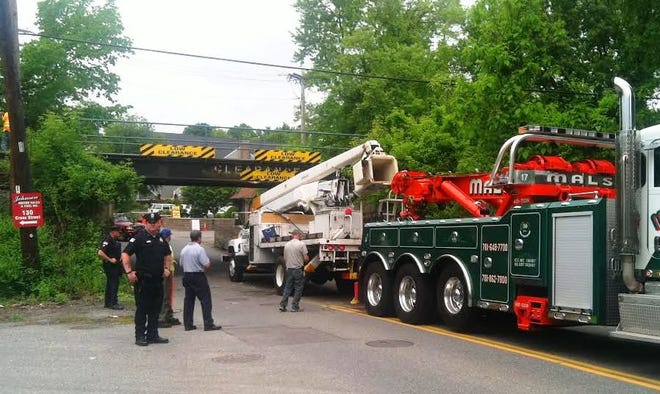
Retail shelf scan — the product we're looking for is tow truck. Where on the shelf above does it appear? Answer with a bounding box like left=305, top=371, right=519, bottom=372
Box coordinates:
left=359, top=78, right=660, bottom=343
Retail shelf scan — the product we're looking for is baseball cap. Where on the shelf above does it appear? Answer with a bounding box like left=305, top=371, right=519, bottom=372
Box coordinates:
left=161, top=228, right=172, bottom=238
left=109, top=225, right=121, bottom=232
left=145, top=212, right=161, bottom=224
left=290, top=228, right=303, bottom=235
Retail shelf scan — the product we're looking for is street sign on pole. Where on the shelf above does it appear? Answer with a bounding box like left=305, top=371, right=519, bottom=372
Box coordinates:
left=11, top=192, right=44, bottom=228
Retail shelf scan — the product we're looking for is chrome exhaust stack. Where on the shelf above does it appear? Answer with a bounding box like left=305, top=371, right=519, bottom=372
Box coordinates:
left=613, top=77, right=642, bottom=292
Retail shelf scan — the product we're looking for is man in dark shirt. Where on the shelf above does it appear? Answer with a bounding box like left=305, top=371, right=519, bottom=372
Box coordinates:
left=98, top=225, right=123, bottom=310
left=121, top=212, right=172, bottom=346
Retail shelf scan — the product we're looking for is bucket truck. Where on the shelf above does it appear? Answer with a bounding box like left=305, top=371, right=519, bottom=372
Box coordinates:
left=359, top=78, right=660, bottom=344
left=226, top=140, right=398, bottom=294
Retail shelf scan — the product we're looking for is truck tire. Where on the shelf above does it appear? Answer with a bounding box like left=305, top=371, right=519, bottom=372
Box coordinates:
left=394, top=264, right=434, bottom=324
left=362, top=263, right=394, bottom=317
left=436, top=265, right=475, bottom=332
left=274, top=261, right=286, bottom=296
left=227, top=255, right=244, bottom=282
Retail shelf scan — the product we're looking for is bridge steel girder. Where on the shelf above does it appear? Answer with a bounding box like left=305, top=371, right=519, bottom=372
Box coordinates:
left=102, top=154, right=314, bottom=187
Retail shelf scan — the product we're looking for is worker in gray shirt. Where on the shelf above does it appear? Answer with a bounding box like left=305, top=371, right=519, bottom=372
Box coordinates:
left=180, top=230, right=221, bottom=331
left=279, top=229, right=309, bottom=312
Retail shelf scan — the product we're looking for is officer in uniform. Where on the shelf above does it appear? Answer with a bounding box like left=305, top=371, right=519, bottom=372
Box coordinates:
left=158, top=227, right=181, bottom=327
left=98, top=225, right=124, bottom=310
left=121, top=212, right=172, bottom=346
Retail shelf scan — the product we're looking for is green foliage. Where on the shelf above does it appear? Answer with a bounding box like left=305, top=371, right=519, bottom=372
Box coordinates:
left=97, top=115, right=158, bottom=154
left=295, top=0, right=464, bottom=150
left=30, top=113, right=141, bottom=238
left=0, top=113, right=138, bottom=300
left=183, top=123, right=214, bottom=137
left=293, top=0, right=660, bottom=220
left=372, top=109, right=457, bottom=173
left=0, top=217, right=36, bottom=298
left=18, top=0, right=132, bottom=128
left=296, top=0, right=660, bottom=177
left=0, top=216, right=105, bottom=301
left=181, top=186, right=237, bottom=217
left=0, top=1, right=142, bottom=302
left=70, top=102, right=131, bottom=136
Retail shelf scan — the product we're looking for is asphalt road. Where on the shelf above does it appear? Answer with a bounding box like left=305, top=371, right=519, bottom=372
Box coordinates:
left=0, top=229, right=657, bottom=393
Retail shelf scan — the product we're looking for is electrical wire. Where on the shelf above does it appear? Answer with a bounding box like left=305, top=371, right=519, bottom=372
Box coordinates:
left=19, top=32, right=430, bottom=84
left=19, top=32, right=660, bottom=101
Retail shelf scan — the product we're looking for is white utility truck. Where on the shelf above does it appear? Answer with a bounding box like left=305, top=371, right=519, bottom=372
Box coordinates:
left=226, top=141, right=398, bottom=293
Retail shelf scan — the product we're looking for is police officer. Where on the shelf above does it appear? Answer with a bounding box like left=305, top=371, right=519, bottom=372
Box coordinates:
left=98, top=225, right=124, bottom=310
left=158, top=227, right=181, bottom=327
left=121, top=212, right=172, bottom=346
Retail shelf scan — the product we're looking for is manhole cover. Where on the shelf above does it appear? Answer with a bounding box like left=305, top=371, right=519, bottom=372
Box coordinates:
left=211, top=353, right=264, bottom=364
left=366, top=339, right=413, bottom=348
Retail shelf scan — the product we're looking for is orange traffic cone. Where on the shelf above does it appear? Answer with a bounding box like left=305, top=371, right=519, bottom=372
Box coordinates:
left=350, top=281, right=360, bottom=305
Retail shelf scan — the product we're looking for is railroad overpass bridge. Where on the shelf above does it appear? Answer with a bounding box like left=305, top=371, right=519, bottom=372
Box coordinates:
left=102, top=153, right=314, bottom=188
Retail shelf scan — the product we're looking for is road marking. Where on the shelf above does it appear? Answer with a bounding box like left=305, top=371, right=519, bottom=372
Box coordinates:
left=327, top=304, right=660, bottom=391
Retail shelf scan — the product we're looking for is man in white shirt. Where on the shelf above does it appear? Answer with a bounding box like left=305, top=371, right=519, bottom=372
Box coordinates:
left=180, top=230, right=221, bottom=331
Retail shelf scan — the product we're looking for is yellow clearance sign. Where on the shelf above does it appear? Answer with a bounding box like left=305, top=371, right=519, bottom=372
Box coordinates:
left=239, top=167, right=298, bottom=182
left=254, top=149, right=321, bottom=163
left=140, top=144, right=215, bottom=158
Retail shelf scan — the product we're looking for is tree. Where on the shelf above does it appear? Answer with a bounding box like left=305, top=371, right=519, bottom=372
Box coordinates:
left=183, top=123, right=214, bottom=137
left=225, top=123, right=259, bottom=140
left=294, top=0, right=464, bottom=152
left=30, top=113, right=141, bottom=240
left=17, top=0, right=132, bottom=128
left=100, top=115, right=158, bottom=154
left=181, top=186, right=237, bottom=218
left=447, top=0, right=660, bottom=171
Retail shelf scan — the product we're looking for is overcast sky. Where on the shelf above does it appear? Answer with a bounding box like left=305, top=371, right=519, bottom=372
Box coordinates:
left=17, top=0, right=311, bottom=133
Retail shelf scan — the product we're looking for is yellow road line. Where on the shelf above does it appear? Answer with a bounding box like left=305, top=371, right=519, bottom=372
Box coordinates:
left=327, top=304, right=660, bottom=391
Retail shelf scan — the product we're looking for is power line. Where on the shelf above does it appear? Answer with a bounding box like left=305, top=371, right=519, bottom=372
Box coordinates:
left=19, top=32, right=431, bottom=84
left=19, top=32, right=660, bottom=101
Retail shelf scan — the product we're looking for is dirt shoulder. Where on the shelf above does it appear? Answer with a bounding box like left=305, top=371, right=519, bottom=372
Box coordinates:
left=0, top=298, right=134, bottom=326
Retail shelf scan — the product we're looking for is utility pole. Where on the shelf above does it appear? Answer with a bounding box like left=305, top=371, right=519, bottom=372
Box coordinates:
left=0, top=0, right=40, bottom=268
left=288, top=73, right=306, bottom=145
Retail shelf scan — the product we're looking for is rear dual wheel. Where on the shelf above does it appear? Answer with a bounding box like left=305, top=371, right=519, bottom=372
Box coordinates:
left=362, top=263, right=393, bottom=317
left=436, top=265, right=475, bottom=331
left=394, top=264, right=434, bottom=324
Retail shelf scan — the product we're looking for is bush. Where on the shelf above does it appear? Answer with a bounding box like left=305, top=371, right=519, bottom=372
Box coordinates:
left=0, top=114, right=142, bottom=303
left=0, top=218, right=37, bottom=298
left=0, top=215, right=111, bottom=301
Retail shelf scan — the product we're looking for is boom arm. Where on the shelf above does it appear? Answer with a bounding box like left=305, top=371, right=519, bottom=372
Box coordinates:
left=252, top=140, right=398, bottom=211
left=392, top=126, right=617, bottom=220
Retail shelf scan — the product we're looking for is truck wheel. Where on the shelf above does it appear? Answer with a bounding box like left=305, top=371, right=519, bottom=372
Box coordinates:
left=227, top=255, right=244, bottom=282
left=362, top=263, right=394, bottom=317
left=394, top=264, right=434, bottom=324
left=274, top=261, right=286, bottom=295
left=437, top=265, right=475, bottom=331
